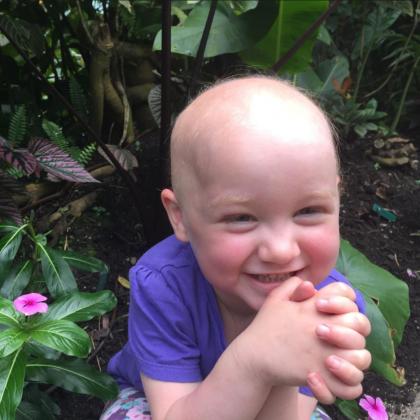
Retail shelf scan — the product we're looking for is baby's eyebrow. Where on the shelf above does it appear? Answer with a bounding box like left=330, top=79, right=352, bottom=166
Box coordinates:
left=208, top=193, right=253, bottom=208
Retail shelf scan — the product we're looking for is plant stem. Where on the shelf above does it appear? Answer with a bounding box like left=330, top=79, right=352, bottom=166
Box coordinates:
left=391, top=55, right=419, bottom=133
left=187, top=0, right=218, bottom=100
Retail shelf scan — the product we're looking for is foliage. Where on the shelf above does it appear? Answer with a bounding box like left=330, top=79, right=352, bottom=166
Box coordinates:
left=314, top=0, right=420, bottom=137
left=335, top=239, right=409, bottom=418
left=241, top=0, right=329, bottom=73
left=0, top=1, right=414, bottom=418
left=0, top=220, right=117, bottom=418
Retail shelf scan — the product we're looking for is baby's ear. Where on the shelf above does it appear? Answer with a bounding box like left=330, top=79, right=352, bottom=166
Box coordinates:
left=161, top=188, right=189, bottom=242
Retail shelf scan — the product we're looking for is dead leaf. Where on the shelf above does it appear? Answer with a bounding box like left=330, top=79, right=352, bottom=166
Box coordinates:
left=117, top=275, right=130, bottom=289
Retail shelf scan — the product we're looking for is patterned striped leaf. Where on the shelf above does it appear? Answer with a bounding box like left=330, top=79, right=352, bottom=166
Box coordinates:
left=0, top=195, right=22, bottom=225
left=0, top=170, right=25, bottom=194
left=98, top=144, right=138, bottom=171
left=0, top=136, right=38, bottom=176
left=28, top=138, right=99, bottom=183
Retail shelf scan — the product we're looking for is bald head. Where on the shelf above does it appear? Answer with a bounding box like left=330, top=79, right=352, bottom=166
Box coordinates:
left=170, top=76, right=337, bottom=201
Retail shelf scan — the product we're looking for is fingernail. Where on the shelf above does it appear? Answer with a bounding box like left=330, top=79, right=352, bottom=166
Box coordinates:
left=317, top=298, right=329, bottom=308
left=328, top=355, right=342, bottom=369
left=316, top=323, right=330, bottom=337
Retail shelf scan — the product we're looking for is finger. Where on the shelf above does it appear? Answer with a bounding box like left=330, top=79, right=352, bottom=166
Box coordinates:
left=334, top=349, right=372, bottom=371
left=318, top=283, right=356, bottom=301
left=307, top=372, right=336, bottom=405
left=289, top=281, right=316, bottom=302
left=316, top=324, right=366, bottom=349
left=327, top=312, right=371, bottom=336
left=316, top=296, right=359, bottom=315
left=267, top=276, right=303, bottom=302
left=325, top=355, right=364, bottom=386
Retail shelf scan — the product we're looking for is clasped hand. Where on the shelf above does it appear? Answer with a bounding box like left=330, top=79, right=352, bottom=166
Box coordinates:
left=238, top=277, right=371, bottom=404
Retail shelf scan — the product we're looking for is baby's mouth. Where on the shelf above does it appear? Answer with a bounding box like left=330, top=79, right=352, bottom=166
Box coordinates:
left=252, top=272, right=298, bottom=283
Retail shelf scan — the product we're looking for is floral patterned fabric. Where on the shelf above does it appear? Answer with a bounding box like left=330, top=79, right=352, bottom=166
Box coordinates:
left=100, top=387, right=331, bottom=419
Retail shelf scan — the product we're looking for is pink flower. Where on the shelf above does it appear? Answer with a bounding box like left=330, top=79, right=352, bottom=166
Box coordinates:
left=13, top=293, right=48, bottom=316
left=359, top=394, right=388, bottom=420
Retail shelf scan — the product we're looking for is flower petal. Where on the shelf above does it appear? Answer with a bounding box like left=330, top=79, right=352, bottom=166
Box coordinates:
left=13, top=292, right=48, bottom=316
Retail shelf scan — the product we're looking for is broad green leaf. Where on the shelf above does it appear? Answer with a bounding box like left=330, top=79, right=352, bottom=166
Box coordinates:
left=0, top=223, right=27, bottom=263
left=16, top=385, right=60, bottom=420
left=16, top=401, right=56, bottom=420
left=292, top=56, right=350, bottom=97
left=24, top=341, right=61, bottom=361
left=316, top=56, right=350, bottom=96
left=154, top=1, right=276, bottom=57
left=29, top=320, right=90, bottom=357
left=365, top=297, right=405, bottom=385
left=0, top=220, right=23, bottom=233
left=337, top=239, right=410, bottom=347
left=0, top=349, right=26, bottom=419
left=37, top=244, right=77, bottom=298
left=335, top=398, right=362, bottom=419
left=0, top=260, right=33, bottom=300
left=352, top=7, right=400, bottom=60
left=39, top=290, right=117, bottom=323
left=26, top=358, right=118, bottom=400
left=0, top=328, right=28, bottom=357
left=241, top=0, right=329, bottom=73
left=57, top=250, right=109, bottom=274
left=0, top=296, right=23, bottom=327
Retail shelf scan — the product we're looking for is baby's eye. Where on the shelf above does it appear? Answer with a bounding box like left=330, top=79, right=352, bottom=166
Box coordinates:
left=296, top=207, right=322, bottom=216
left=224, top=214, right=255, bottom=223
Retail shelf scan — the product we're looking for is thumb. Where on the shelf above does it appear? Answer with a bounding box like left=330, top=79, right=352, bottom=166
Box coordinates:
left=290, top=281, right=316, bottom=302
left=267, top=276, right=304, bottom=302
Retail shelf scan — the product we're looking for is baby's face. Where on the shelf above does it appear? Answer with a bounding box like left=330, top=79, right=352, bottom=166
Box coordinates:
left=165, top=80, right=340, bottom=316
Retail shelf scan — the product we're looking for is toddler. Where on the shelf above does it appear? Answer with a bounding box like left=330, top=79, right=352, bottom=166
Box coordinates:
left=102, top=76, right=371, bottom=420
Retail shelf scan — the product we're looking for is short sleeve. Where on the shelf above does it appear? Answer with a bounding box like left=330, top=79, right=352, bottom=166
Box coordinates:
left=128, top=264, right=203, bottom=383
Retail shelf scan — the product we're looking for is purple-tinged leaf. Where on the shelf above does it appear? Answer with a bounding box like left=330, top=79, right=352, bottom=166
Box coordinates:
left=98, top=145, right=139, bottom=171
left=28, top=138, right=99, bottom=183
left=0, top=136, right=38, bottom=176
left=0, top=171, right=25, bottom=195
left=0, top=195, right=22, bottom=225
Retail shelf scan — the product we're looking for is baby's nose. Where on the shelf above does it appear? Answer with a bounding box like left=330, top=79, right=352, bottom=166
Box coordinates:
left=257, top=231, right=300, bottom=264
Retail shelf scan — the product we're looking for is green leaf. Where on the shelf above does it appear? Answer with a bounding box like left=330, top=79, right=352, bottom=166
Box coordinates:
left=0, top=349, right=26, bottom=419
left=0, top=327, right=28, bottom=357
left=241, top=0, right=329, bottom=73
left=57, top=250, right=109, bottom=274
left=29, top=320, right=91, bottom=357
left=354, top=124, right=368, bottom=138
left=16, top=385, right=60, bottom=420
left=26, top=358, right=118, bottom=400
left=0, top=223, right=27, bottom=263
left=0, top=296, right=23, bottom=327
left=337, top=239, right=410, bottom=347
left=39, top=290, right=117, bottom=323
left=24, top=341, right=61, bottom=361
left=335, top=398, right=362, bottom=419
left=154, top=1, right=276, bottom=57
left=37, top=244, right=77, bottom=298
left=0, top=260, right=33, bottom=300
left=316, top=56, right=350, bottom=96
left=365, top=297, right=405, bottom=385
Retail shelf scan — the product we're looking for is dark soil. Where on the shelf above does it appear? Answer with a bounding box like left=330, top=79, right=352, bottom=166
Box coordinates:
left=51, top=135, right=419, bottom=419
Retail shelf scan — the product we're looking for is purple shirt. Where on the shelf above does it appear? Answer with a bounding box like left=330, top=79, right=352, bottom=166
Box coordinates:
left=107, top=235, right=365, bottom=394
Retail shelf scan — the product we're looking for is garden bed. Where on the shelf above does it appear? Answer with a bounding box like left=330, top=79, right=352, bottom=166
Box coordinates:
left=53, top=135, right=419, bottom=419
